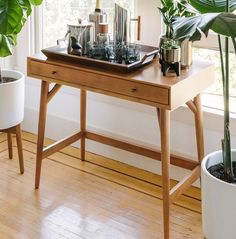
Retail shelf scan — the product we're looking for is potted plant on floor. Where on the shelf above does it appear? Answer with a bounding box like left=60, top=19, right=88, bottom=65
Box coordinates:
left=173, top=1, right=236, bottom=238
left=158, top=0, right=194, bottom=67
left=0, top=0, right=43, bottom=130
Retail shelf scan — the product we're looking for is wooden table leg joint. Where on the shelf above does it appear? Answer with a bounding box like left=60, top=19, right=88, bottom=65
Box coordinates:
left=169, top=165, right=201, bottom=205
left=186, top=100, right=197, bottom=114
left=42, top=131, right=83, bottom=159
left=47, top=84, right=62, bottom=104
left=186, top=95, right=205, bottom=163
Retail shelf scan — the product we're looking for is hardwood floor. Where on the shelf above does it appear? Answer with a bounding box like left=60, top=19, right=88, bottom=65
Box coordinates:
left=0, top=132, right=203, bottom=239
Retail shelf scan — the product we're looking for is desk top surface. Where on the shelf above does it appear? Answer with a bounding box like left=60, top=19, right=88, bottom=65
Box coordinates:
left=29, top=53, right=214, bottom=88
left=28, top=53, right=215, bottom=110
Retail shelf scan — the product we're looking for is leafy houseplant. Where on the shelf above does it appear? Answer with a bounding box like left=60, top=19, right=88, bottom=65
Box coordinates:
left=0, top=0, right=43, bottom=130
left=158, top=0, right=194, bottom=67
left=173, top=1, right=236, bottom=238
left=158, top=0, right=193, bottom=39
left=173, top=0, right=236, bottom=182
left=161, top=39, right=181, bottom=76
left=161, top=39, right=181, bottom=64
left=162, top=39, right=180, bottom=49
left=0, top=0, right=43, bottom=80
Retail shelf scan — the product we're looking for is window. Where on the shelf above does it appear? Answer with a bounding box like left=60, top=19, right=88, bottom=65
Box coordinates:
left=41, top=0, right=136, bottom=48
left=193, top=46, right=236, bottom=114
left=193, top=11, right=236, bottom=114
left=37, top=0, right=235, bottom=114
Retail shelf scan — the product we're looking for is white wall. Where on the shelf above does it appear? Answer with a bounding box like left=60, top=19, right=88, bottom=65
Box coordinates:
left=13, top=1, right=236, bottom=184
left=137, top=0, right=161, bottom=46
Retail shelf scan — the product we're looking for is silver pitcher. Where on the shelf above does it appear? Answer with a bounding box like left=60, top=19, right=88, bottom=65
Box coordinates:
left=66, top=20, right=95, bottom=55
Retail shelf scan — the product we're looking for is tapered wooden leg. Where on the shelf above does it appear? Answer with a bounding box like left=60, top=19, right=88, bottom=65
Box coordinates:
left=35, top=81, right=49, bottom=189
left=193, top=94, right=204, bottom=163
left=159, top=109, right=170, bottom=239
left=15, top=124, right=24, bottom=174
left=80, top=90, right=87, bottom=161
left=7, top=133, right=13, bottom=159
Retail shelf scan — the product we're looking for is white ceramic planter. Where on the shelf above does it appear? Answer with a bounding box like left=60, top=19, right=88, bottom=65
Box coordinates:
left=0, top=70, right=24, bottom=130
left=202, top=150, right=236, bottom=239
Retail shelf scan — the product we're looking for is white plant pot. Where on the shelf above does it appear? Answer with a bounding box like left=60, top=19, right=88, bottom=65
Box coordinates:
left=201, top=150, right=236, bottom=239
left=0, top=70, right=24, bottom=130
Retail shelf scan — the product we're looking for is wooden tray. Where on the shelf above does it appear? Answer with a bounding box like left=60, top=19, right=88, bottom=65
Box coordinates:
left=42, top=45, right=158, bottom=73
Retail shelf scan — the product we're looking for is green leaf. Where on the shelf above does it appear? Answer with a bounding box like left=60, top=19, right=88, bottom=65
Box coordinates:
left=189, top=0, right=236, bottom=13
left=0, top=34, right=15, bottom=57
left=29, top=0, right=43, bottom=6
left=18, top=0, right=32, bottom=17
left=232, top=37, right=236, bottom=53
left=0, top=0, right=23, bottom=34
left=173, top=14, right=219, bottom=41
left=0, top=0, right=42, bottom=58
left=212, top=13, right=236, bottom=37
left=173, top=12, right=236, bottom=41
left=16, top=0, right=32, bottom=33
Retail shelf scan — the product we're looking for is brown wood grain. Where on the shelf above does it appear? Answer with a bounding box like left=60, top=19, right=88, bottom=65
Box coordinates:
left=0, top=131, right=203, bottom=239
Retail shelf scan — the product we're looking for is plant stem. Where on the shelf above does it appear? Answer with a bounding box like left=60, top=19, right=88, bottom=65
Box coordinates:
left=0, top=58, right=2, bottom=83
left=223, top=0, right=233, bottom=182
left=218, top=35, right=225, bottom=85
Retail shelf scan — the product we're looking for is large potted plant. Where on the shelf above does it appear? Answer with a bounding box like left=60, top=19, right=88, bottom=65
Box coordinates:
left=173, top=1, right=236, bottom=238
left=0, top=0, right=43, bottom=130
left=158, top=0, right=194, bottom=67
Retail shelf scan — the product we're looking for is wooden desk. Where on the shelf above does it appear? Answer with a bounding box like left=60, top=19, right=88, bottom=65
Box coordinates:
left=27, top=55, right=214, bottom=239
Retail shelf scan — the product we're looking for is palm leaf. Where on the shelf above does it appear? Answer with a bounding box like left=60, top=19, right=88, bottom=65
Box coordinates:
left=189, top=0, right=236, bottom=13
left=173, top=13, right=236, bottom=42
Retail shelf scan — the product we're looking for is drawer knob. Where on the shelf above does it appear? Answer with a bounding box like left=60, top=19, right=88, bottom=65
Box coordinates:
left=131, top=88, right=137, bottom=93
left=52, top=71, right=57, bottom=75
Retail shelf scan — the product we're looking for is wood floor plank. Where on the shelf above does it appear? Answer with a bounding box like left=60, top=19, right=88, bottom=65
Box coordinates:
left=0, top=131, right=203, bottom=238
left=18, top=138, right=201, bottom=213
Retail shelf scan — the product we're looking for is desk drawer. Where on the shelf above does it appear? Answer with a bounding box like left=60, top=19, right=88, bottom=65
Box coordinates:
left=28, top=60, right=169, bottom=105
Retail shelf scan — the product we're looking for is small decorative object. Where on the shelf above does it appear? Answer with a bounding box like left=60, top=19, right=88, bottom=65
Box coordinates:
left=97, top=23, right=110, bottom=44
left=87, top=42, right=108, bottom=61
left=160, top=40, right=181, bottom=76
left=57, top=19, right=94, bottom=55
left=124, top=43, right=141, bottom=64
left=87, top=42, right=140, bottom=64
left=114, top=3, right=129, bottom=43
left=158, top=0, right=194, bottom=67
left=89, top=0, right=108, bottom=37
left=70, top=37, right=82, bottom=56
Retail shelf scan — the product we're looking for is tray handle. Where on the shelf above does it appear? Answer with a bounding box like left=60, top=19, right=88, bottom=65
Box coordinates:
left=140, top=49, right=159, bottom=65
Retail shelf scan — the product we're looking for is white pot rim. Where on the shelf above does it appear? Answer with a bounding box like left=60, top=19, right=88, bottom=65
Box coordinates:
left=1, top=69, right=24, bottom=86
left=201, top=150, right=236, bottom=188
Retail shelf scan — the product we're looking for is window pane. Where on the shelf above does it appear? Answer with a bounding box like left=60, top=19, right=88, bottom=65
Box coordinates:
left=193, top=48, right=236, bottom=113
left=42, top=0, right=135, bottom=48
